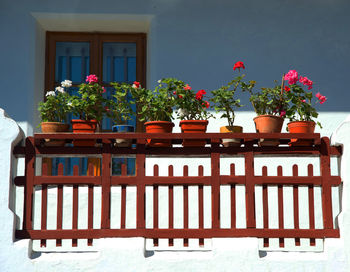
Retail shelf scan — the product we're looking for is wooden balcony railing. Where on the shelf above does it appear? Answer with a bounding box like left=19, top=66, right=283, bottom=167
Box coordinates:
left=13, top=133, right=342, bottom=248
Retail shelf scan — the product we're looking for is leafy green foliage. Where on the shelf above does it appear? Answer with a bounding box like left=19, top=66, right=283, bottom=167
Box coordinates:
left=69, top=82, right=108, bottom=122
left=210, top=74, right=254, bottom=126
left=130, top=79, right=175, bottom=122
left=285, top=84, right=321, bottom=128
left=107, top=83, right=135, bottom=124
left=171, top=79, right=213, bottom=120
left=38, top=91, right=70, bottom=123
left=250, top=84, right=289, bottom=116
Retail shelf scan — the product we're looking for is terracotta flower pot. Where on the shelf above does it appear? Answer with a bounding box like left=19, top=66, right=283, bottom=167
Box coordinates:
left=220, top=125, right=242, bottom=147
left=179, top=120, right=208, bottom=147
left=41, top=122, right=70, bottom=146
left=144, top=121, right=174, bottom=147
left=287, top=121, right=316, bottom=146
left=71, top=119, right=97, bottom=146
left=253, top=115, right=284, bottom=146
left=112, top=124, right=135, bottom=147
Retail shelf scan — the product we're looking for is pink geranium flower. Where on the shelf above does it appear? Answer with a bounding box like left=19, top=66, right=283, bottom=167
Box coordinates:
left=299, top=76, right=313, bottom=90
left=284, top=70, right=299, bottom=85
left=86, top=74, right=98, bottom=84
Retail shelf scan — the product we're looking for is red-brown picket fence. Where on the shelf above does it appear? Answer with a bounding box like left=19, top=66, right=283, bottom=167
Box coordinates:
left=13, top=132, right=342, bottom=248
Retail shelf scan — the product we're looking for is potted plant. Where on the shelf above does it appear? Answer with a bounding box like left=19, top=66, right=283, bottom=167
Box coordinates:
left=173, top=79, right=213, bottom=147
left=284, top=70, right=326, bottom=145
left=38, top=80, right=71, bottom=146
left=243, top=74, right=289, bottom=146
left=130, top=79, right=175, bottom=147
left=107, top=81, right=136, bottom=147
left=211, top=61, right=255, bottom=147
left=69, top=74, right=108, bottom=145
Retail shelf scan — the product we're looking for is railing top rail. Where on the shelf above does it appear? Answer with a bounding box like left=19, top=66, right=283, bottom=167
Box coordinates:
left=33, top=132, right=322, bottom=140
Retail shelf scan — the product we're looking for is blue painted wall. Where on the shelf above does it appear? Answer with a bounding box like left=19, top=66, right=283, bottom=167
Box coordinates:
left=1, top=0, right=349, bottom=133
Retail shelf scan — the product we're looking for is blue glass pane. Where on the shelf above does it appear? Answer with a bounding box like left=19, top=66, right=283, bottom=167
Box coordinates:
left=127, top=57, right=136, bottom=82
left=55, top=42, right=90, bottom=83
left=48, top=157, right=98, bottom=176
left=112, top=157, right=136, bottom=176
left=102, top=43, right=136, bottom=84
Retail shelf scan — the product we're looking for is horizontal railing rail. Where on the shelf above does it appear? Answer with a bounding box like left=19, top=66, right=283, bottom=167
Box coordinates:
left=13, top=133, right=342, bottom=249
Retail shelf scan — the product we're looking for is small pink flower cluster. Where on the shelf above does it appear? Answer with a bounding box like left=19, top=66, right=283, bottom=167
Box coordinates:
left=86, top=74, right=98, bottom=84
left=284, top=70, right=299, bottom=85
left=299, top=76, right=313, bottom=90
left=316, top=92, right=327, bottom=104
left=284, top=70, right=313, bottom=90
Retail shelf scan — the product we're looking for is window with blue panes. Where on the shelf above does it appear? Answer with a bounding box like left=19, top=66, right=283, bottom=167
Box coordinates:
left=45, top=32, right=146, bottom=176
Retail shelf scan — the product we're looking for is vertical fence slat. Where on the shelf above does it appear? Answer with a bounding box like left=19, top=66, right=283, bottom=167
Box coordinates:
left=23, top=137, right=35, bottom=232
left=245, top=141, right=255, bottom=228
left=277, top=166, right=285, bottom=248
left=211, top=140, right=221, bottom=232
left=230, top=164, right=236, bottom=229
left=136, top=139, right=146, bottom=233
left=183, top=165, right=189, bottom=247
left=308, top=164, right=316, bottom=246
left=198, top=165, right=204, bottom=246
left=88, top=164, right=94, bottom=246
left=40, top=163, right=48, bottom=247
left=320, top=137, right=334, bottom=230
left=168, top=165, right=174, bottom=247
left=101, top=142, right=111, bottom=229
left=262, top=166, right=269, bottom=247
left=56, top=163, right=64, bottom=247
left=72, top=165, right=79, bottom=247
left=121, top=185, right=126, bottom=229
left=153, top=165, right=159, bottom=246
left=293, top=165, right=300, bottom=246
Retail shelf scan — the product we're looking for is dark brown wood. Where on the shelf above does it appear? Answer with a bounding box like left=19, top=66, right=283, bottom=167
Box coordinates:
left=168, top=165, right=174, bottom=247
left=230, top=164, right=236, bottom=230
left=121, top=185, right=126, bottom=229
left=277, top=166, right=284, bottom=248
left=23, top=137, right=35, bottom=231
left=101, top=142, right=111, bottom=229
left=72, top=165, right=79, bottom=247
left=245, top=141, right=256, bottom=228
left=183, top=165, right=189, bottom=247
left=198, top=165, right=204, bottom=246
left=15, top=133, right=342, bottom=244
left=88, top=165, right=94, bottom=246
left=308, top=164, right=316, bottom=246
left=293, top=165, right=300, bottom=246
left=320, top=137, right=334, bottom=230
left=16, top=228, right=340, bottom=240
left=153, top=165, right=159, bottom=246
left=211, top=140, right=221, bottom=231
left=262, top=166, right=269, bottom=247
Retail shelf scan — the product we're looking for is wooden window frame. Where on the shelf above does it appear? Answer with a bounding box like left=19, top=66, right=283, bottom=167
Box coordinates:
left=45, top=31, right=147, bottom=131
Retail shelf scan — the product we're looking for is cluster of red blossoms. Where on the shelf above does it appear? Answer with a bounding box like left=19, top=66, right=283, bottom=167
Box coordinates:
left=177, top=84, right=209, bottom=108
left=233, top=61, right=245, bottom=71
left=86, top=74, right=98, bottom=84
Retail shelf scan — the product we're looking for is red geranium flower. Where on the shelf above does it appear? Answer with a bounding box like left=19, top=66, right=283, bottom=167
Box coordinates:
left=202, top=101, right=210, bottom=108
left=233, top=61, right=245, bottom=71
left=132, top=81, right=140, bottom=88
left=196, top=89, right=206, bottom=100
left=184, top=84, right=192, bottom=91
left=284, top=86, right=290, bottom=92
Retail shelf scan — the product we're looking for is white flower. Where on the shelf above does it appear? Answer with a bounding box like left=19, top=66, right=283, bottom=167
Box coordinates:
left=45, top=91, right=55, bottom=97
left=178, top=108, right=187, bottom=118
left=61, top=80, right=72, bottom=88
left=158, top=79, right=162, bottom=83
left=55, top=86, right=65, bottom=93
left=67, top=102, right=72, bottom=107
